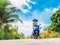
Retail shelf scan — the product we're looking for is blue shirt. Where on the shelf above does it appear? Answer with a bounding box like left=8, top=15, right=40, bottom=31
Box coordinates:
left=33, top=24, right=39, bottom=31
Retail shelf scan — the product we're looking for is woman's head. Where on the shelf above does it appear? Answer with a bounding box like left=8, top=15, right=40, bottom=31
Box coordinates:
left=33, top=19, right=38, bottom=23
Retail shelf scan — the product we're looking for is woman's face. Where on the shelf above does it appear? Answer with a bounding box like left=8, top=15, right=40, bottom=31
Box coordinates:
left=34, top=21, right=37, bottom=23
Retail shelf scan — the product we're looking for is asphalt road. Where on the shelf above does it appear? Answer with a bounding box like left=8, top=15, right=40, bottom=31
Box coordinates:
left=0, top=38, right=60, bottom=45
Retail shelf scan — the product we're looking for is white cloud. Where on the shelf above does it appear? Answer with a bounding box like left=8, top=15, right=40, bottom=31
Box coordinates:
left=27, top=0, right=36, bottom=4
left=9, top=0, right=36, bottom=13
left=22, top=10, right=29, bottom=13
left=32, top=10, right=52, bottom=23
left=52, top=8, right=58, bottom=13
left=11, top=21, right=33, bottom=36
left=44, top=8, right=50, bottom=12
left=39, top=22, right=50, bottom=32
left=44, top=8, right=59, bottom=13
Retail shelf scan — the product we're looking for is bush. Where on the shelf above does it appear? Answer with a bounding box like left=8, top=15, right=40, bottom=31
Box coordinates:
left=40, top=30, right=58, bottom=38
left=19, top=33, right=25, bottom=39
left=0, top=24, right=25, bottom=40
left=56, top=32, right=60, bottom=38
left=0, top=29, right=4, bottom=40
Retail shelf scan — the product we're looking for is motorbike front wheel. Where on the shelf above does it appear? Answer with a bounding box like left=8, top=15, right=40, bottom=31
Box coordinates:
left=33, top=32, right=38, bottom=39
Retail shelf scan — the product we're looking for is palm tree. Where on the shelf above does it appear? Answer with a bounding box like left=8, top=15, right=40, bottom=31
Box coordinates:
left=0, top=0, right=23, bottom=28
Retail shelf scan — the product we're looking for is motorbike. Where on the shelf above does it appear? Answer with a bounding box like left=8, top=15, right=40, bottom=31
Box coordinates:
left=33, top=31, right=39, bottom=39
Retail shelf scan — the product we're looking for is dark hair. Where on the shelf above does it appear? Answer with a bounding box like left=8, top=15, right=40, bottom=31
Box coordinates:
left=33, top=19, right=38, bottom=22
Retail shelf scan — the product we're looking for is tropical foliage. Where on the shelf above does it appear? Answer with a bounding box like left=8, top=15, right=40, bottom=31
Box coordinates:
left=0, top=0, right=25, bottom=40
left=51, top=8, right=60, bottom=32
left=0, top=24, right=25, bottom=40
left=0, top=0, right=23, bottom=28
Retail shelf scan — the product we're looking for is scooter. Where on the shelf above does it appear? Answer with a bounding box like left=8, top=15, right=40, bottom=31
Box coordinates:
left=33, top=31, right=39, bottom=39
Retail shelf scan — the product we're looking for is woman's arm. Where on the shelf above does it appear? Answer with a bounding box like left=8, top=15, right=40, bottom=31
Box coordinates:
left=31, top=24, right=34, bottom=36
left=32, top=25, right=34, bottom=33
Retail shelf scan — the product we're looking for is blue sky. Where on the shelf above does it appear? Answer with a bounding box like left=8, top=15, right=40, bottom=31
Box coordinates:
left=9, top=0, right=60, bottom=36
left=13, top=0, right=60, bottom=24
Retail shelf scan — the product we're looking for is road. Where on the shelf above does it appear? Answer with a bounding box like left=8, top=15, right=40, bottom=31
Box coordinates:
left=0, top=38, right=60, bottom=45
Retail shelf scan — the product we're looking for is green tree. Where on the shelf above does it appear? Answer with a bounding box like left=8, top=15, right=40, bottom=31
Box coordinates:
left=51, top=8, right=60, bottom=32
left=0, top=0, right=23, bottom=28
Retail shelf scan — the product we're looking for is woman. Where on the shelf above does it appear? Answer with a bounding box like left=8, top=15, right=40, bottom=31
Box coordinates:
left=32, top=19, right=40, bottom=39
